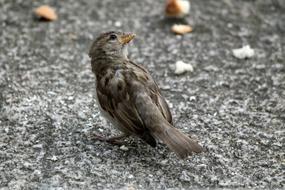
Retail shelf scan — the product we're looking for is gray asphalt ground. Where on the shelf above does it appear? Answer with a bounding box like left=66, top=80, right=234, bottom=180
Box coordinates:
left=0, top=0, right=284, bottom=189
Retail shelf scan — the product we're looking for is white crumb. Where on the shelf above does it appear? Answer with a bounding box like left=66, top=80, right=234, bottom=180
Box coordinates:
left=174, top=60, right=194, bottom=75
left=128, top=174, right=134, bottom=179
left=114, top=21, right=122, bottom=27
left=189, top=96, right=196, bottom=101
left=232, top=45, right=255, bottom=59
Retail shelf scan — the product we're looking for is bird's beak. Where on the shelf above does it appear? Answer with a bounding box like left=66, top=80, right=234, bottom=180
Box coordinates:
left=119, top=33, right=136, bottom=45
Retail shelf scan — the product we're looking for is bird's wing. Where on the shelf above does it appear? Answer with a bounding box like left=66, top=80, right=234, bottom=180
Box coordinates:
left=96, top=66, right=157, bottom=146
left=96, top=76, right=144, bottom=134
left=128, top=61, right=173, bottom=124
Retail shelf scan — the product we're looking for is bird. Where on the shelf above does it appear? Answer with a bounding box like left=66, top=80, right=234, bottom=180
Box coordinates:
left=88, top=31, right=203, bottom=159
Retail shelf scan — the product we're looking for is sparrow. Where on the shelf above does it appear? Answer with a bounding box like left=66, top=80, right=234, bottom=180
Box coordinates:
left=88, top=31, right=203, bottom=159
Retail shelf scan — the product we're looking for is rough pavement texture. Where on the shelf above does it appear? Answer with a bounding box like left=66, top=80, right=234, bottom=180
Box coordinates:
left=0, top=0, right=284, bottom=189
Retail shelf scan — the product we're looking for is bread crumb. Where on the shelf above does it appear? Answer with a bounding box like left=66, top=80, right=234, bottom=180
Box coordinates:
left=174, top=60, right=194, bottom=75
left=166, top=0, right=190, bottom=18
left=34, top=5, right=57, bottom=21
left=232, top=45, right=255, bottom=59
left=171, top=24, right=193, bottom=35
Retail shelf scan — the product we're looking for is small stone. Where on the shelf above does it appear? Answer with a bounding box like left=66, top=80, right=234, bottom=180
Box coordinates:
left=160, top=159, right=168, bottom=165
left=50, top=155, right=58, bottom=161
left=128, top=174, right=134, bottom=179
left=78, top=111, right=87, bottom=120
left=120, top=145, right=129, bottom=151
left=180, top=170, right=191, bottom=182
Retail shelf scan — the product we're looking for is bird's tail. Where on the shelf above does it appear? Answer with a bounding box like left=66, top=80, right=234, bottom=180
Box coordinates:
left=132, top=90, right=203, bottom=159
left=152, top=121, right=203, bottom=159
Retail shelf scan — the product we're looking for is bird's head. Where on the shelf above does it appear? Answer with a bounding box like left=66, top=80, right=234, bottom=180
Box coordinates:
left=89, top=31, right=136, bottom=60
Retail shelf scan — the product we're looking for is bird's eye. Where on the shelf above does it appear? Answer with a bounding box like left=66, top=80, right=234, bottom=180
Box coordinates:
left=109, top=34, right=117, bottom=40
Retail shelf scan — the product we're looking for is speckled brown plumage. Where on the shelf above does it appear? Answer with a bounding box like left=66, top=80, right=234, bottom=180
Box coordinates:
left=89, top=31, right=203, bottom=158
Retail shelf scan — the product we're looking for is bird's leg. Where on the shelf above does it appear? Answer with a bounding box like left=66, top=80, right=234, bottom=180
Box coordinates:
left=90, top=133, right=129, bottom=145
